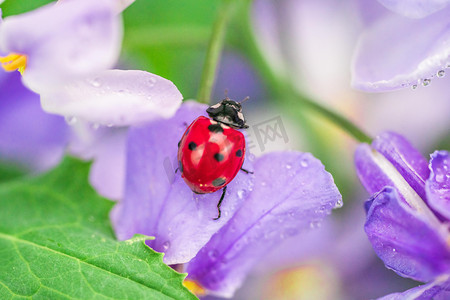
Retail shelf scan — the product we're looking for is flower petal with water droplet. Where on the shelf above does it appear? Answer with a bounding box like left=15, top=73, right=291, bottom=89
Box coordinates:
left=378, top=274, right=450, bottom=300
left=426, top=150, right=450, bottom=221
left=352, top=7, right=450, bottom=92
left=377, top=0, right=450, bottom=18
left=365, top=187, right=450, bottom=282
left=0, top=0, right=122, bottom=92
left=186, top=151, right=341, bottom=298
left=40, top=69, right=183, bottom=126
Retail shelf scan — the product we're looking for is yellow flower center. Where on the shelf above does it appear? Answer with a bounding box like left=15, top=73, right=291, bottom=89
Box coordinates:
left=183, top=279, right=206, bottom=297
left=0, top=53, right=27, bottom=74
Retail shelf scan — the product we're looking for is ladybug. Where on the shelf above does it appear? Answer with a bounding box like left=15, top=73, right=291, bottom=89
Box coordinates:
left=177, top=97, right=252, bottom=220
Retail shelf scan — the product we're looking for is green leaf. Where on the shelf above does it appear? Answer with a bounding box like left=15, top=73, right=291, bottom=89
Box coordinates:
left=0, top=157, right=197, bottom=300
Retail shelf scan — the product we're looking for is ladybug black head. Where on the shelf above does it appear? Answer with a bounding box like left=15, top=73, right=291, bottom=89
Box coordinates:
left=206, top=98, right=248, bottom=129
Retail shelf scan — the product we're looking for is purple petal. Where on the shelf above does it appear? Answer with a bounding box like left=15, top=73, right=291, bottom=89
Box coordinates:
left=68, top=124, right=128, bottom=201
left=111, top=101, right=254, bottom=265
left=186, top=152, right=341, bottom=298
left=0, top=0, right=122, bottom=92
left=40, top=70, right=182, bottom=126
left=0, top=71, right=68, bottom=171
left=365, top=187, right=450, bottom=282
left=372, top=132, right=430, bottom=200
left=427, top=150, right=450, bottom=221
left=352, top=7, right=450, bottom=92
left=377, top=0, right=450, bottom=18
left=379, top=275, right=450, bottom=300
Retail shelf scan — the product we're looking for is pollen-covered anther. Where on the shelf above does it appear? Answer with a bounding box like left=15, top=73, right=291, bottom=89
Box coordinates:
left=0, top=53, right=27, bottom=74
left=183, top=279, right=206, bottom=297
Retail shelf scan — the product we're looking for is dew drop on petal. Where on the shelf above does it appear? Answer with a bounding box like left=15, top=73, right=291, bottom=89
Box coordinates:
left=65, top=116, right=77, bottom=125
left=334, top=198, right=343, bottom=209
left=91, top=77, right=101, bottom=87
left=436, top=174, right=445, bottom=183
left=237, top=190, right=245, bottom=199
left=286, top=163, right=292, bottom=169
left=162, top=241, right=170, bottom=251
left=300, top=159, right=309, bottom=167
left=208, top=249, right=218, bottom=260
left=411, top=84, right=418, bottom=90
left=422, top=79, right=431, bottom=86
left=148, top=77, right=157, bottom=87
left=309, top=221, right=321, bottom=229
left=437, top=70, right=446, bottom=78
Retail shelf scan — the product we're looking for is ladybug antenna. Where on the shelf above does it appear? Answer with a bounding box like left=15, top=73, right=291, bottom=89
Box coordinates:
left=239, top=96, right=250, bottom=104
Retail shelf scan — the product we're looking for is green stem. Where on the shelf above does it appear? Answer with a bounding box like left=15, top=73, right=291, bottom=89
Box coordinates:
left=197, top=0, right=236, bottom=104
left=232, top=0, right=372, bottom=144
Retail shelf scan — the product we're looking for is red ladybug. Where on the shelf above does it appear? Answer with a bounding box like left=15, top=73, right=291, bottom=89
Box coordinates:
left=177, top=97, right=252, bottom=220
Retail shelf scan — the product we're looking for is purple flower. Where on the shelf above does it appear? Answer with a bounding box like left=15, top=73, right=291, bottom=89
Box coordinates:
left=352, top=1, right=450, bottom=92
left=0, top=0, right=122, bottom=92
left=355, top=131, right=450, bottom=298
left=111, top=101, right=342, bottom=298
left=0, top=1, right=183, bottom=126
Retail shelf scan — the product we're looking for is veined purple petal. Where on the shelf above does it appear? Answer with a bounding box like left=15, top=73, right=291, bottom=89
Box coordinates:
left=427, top=150, right=450, bottom=221
left=111, top=101, right=254, bottom=265
left=379, top=275, right=450, bottom=300
left=372, top=132, right=429, bottom=200
left=0, top=71, right=68, bottom=171
left=186, top=152, right=341, bottom=298
left=351, top=6, right=450, bottom=92
left=40, top=70, right=183, bottom=126
left=365, top=187, right=450, bottom=282
left=0, top=0, right=122, bottom=92
left=377, top=0, right=450, bottom=18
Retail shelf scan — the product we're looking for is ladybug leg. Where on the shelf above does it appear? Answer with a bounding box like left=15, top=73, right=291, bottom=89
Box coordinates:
left=213, top=186, right=227, bottom=220
left=240, top=167, right=254, bottom=174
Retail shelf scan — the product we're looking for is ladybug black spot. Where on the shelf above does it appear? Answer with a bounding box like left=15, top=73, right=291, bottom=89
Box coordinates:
left=208, top=123, right=224, bottom=133
left=178, top=160, right=184, bottom=173
left=188, top=141, right=197, bottom=150
left=214, top=153, right=224, bottom=162
left=236, top=149, right=242, bottom=157
left=178, top=140, right=181, bottom=148
left=212, top=177, right=226, bottom=187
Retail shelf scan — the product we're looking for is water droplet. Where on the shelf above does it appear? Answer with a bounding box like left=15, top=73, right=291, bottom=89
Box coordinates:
left=437, top=70, right=445, bottom=77
left=162, top=241, right=170, bottom=251
left=309, top=221, right=321, bottom=229
left=65, top=116, right=77, bottom=125
left=300, top=159, right=308, bottom=167
left=436, top=174, right=444, bottom=183
left=334, top=198, right=343, bottom=209
left=286, top=163, right=292, bottom=169
left=411, top=84, right=418, bottom=90
left=422, top=78, right=431, bottom=86
left=392, top=248, right=396, bottom=252
left=91, top=78, right=101, bottom=87
left=91, top=123, right=100, bottom=130
left=148, top=77, right=157, bottom=86
left=237, top=190, right=245, bottom=199
left=208, top=250, right=218, bottom=259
